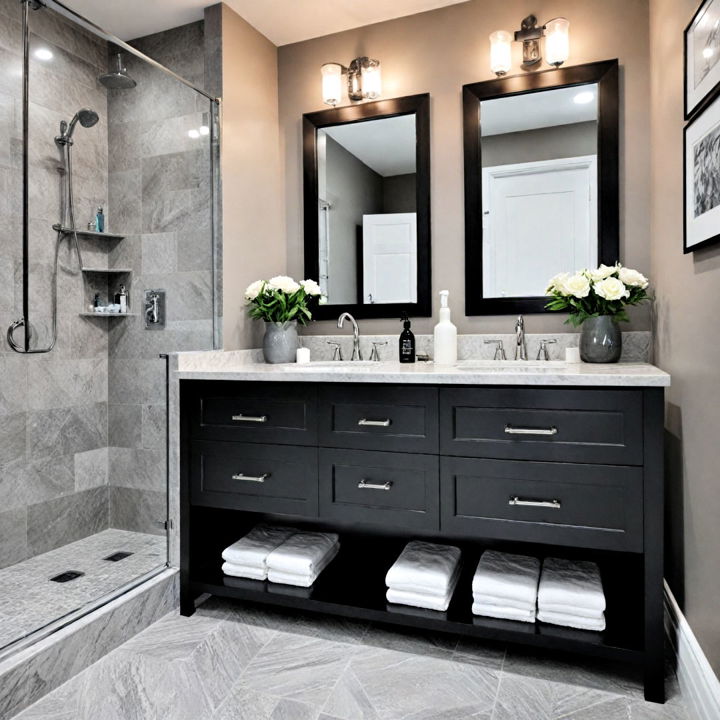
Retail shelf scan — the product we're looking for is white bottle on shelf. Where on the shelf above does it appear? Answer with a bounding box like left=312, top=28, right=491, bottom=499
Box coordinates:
left=433, top=290, right=457, bottom=365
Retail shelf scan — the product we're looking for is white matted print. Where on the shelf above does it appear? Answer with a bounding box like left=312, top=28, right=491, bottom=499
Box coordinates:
left=686, top=0, right=720, bottom=119
left=685, top=92, right=720, bottom=251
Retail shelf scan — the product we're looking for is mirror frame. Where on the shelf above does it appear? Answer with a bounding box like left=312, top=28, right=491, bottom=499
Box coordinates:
left=463, top=59, right=619, bottom=315
left=303, top=93, right=431, bottom=319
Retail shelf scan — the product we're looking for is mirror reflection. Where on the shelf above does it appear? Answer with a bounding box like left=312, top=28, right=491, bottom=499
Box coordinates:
left=480, top=83, right=599, bottom=298
left=317, top=115, right=417, bottom=305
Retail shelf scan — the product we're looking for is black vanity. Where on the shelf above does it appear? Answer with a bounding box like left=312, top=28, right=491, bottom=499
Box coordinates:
left=178, top=370, right=667, bottom=703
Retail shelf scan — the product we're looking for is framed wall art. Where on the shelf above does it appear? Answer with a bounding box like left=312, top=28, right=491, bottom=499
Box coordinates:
left=685, top=0, right=720, bottom=119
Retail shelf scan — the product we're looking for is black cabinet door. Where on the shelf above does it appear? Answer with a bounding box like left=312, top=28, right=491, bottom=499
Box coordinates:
left=319, top=385, right=439, bottom=453
left=320, top=448, right=440, bottom=531
left=440, top=387, right=643, bottom=465
left=441, top=456, right=643, bottom=551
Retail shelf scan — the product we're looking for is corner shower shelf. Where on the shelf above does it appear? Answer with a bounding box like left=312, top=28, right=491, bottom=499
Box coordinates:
left=81, top=267, right=133, bottom=274
left=79, top=312, right=138, bottom=318
left=53, top=224, right=125, bottom=241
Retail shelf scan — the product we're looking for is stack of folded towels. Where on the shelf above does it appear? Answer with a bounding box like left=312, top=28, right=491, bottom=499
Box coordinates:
left=221, top=524, right=295, bottom=580
left=385, top=540, right=461, bottom=612
left=537, top=557, right=606, bottom=631
left=471, top=550, right=540, bottom=623
left=221, top=525, right=339, bottom=587
left=266, top=531, right=339, bottom=587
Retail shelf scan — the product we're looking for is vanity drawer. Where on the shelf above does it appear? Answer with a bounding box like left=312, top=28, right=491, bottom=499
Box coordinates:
left=191, top=382, right=317, bottom=445
left=190, top=441, right=318, bottom=516
left=440, top=388, right=643, bottom=465
left=319, top=449, right=439, bottom=531
left=319, top=385, right=438, bottom=453
left=440, top=457, right=643, bottom=551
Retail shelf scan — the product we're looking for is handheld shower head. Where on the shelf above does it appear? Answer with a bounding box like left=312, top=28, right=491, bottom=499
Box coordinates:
left=57, top=108, right=99, bottom=145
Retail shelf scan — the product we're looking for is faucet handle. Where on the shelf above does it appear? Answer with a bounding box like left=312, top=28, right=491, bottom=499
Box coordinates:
left=536, top=338, right=557, bottom=361
left=326, top=341, right=343, bottom=361
left=370, top=341, right=387, bottom=362
left=484, top=339, right=507, bottom=361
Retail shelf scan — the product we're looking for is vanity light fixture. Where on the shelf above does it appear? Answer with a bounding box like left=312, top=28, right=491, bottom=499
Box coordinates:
left=321, top=57, right=382, bottom=106
left=489, top=15, right=570, bottom=76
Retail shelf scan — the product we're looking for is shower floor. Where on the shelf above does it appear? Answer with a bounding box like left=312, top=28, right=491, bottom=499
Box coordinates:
left=0, top=529, right=166, bottom=652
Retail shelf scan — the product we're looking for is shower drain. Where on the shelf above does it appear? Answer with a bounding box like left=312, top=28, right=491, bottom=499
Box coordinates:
left=50, top=570, right=85, bottom=583
left=103, top=551, right=134, bottom=562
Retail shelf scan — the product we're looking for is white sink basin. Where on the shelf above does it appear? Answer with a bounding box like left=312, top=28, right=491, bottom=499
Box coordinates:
left=455, top=360, right=568, bottom=371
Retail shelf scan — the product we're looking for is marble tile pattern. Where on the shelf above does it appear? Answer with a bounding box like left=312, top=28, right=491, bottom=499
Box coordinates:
left=11, top=598, right=690, bottom=720
left=0, top=529, right=165, bottom=651
left=106, top=20, right=215, bottom=536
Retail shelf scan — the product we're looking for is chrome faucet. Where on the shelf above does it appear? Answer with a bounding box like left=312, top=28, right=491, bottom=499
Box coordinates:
left=514, top=315, right=527, bottom=360
left=337, top=312, right=362, bottom=361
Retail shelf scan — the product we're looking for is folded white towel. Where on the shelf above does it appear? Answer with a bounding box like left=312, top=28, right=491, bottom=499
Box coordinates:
left=221, top=525, right=296, bottom=569
left=266, top=531, right=339, bottom=576
left=539, top=602, right=606, bottom=619
left=472, top=602, right=536, bottom=623
left=537, top=609, right=606, bottom=632
left=473, top=593, right=536, bottom=612
left=386, top=563, right=461, bottom=612
left=267, top=543, right=339, bottom=587
left=538, top=557, right=605, bottom=614
left=472, top=551, right=541, bottom=606
left=385, top=541, right=461, bottom=596
left=221, top=562, right=268, bottom=581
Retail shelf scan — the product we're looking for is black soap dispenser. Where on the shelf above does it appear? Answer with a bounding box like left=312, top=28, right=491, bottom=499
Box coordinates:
left=399, top=312, right=415, bottom=364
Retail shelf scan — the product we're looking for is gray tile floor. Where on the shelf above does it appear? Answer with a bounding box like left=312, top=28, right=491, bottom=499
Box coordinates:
left=0, top=529, right=166, bottom=651
left=12, top=596, right=690, bottom=719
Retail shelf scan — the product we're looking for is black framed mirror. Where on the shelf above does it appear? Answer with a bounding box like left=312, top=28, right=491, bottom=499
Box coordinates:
left=303, top=93, right=430, bottom=319
left=463, top=59, right=619, bottom=315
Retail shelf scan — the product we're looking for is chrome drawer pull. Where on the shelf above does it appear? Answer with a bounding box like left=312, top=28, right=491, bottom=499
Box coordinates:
left=509, top=496, right=561, bottom=509
left=504, top=425, right=558, bottom=436
left=232, top=473, right=270, bottom=483
left=358, top=479, right=393, bottom=491
left=231, top=413, right=268, bottom=423
left=358, top=418, right=392, bottom=427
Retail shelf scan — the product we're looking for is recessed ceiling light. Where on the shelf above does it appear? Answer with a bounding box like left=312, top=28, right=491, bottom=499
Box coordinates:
left=573, top=91, right=595, bottom=105
left=703, top=46, right=715, bottom=59
left=198, top=125, right=210, bottom=136
left=34, top=48, right=53, bottom=61
left=187, top=129, right=200, bottom=139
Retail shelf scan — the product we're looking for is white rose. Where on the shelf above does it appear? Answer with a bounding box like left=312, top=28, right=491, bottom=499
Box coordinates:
left=593, top=277, right=629, bottom=301
left=561, top=273, right=591, bottom=298
left=547, top=272, right=570, bottom=295
left=267, top=275, right=301, bottom=294
left=588, top=264, right=619, bottom=282
left=300, top=279, right=322, bottom=296
left=244, top=279, right=266, bottom=301
left=618, top=267, right=649, bottom=289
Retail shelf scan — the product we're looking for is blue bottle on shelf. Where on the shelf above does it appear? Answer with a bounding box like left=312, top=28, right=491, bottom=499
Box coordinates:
left=95, top=206, right=104, bottom=233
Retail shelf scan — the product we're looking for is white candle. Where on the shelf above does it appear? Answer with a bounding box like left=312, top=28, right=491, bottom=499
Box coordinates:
left=565, top=347, right=581, bottom=364
left=296, top=347, right=311, bottom=364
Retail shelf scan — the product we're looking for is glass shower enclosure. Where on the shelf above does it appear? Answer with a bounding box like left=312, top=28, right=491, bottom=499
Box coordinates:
left=0, top=0, right=219, bottom=657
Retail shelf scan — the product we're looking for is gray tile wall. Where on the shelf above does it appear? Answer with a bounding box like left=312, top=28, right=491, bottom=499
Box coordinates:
left=106, top=21, right=214, bottom=535
left=0, top=1, right=111, bottom=570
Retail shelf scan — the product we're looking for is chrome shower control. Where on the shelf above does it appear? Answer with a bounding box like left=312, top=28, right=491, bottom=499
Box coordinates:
left=145, top=289, right=166, bottom=330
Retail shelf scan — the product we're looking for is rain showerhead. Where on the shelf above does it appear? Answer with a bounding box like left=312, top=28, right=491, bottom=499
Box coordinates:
left=56, top=108, right=99, bottom=145
left=99, top=53, right=137, bottom=90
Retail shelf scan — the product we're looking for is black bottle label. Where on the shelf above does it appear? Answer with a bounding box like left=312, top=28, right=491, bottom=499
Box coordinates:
left=399, top=334, right=415, bottom=363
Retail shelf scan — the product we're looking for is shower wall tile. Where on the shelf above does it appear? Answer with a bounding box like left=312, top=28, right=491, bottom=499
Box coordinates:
left=0, top=507, right=27, bottom=568
left=27, top=357, right=107, bottom=410
left=108, top=403, right=142, bottom=448
left=142, top=404, right=165, bottom=450
left=74, top=447, right=109, bottom=491
left=108, top=447, right=165, bottom=493
left=108, top=358, right=166, bottom=405
left=108, top=170, right=142, bottom=235
left=0, top=412, right=27, bottom=466
left=26, top=486, right=109, bottom=557
left=0, top=356, right=28, bottom=415
left=142, top=232, right=177, bottom=274
left=109, top=486, right=166, bottom=535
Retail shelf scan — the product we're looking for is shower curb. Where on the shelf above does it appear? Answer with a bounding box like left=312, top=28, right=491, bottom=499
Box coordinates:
left=0, top=568, right=178, bottom=720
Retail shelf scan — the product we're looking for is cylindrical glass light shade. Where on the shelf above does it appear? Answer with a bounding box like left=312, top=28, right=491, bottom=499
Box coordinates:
left=489, top=31, right=512, bottom=76
left=545, top=17, right=570, bottom=67
left=321, top=63, right=343, bottom=106
left=361, top=59, right=382, bottom=99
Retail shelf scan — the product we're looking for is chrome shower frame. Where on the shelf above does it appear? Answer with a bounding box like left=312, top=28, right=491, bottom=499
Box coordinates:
left=8, top=0, right=222, bottom=352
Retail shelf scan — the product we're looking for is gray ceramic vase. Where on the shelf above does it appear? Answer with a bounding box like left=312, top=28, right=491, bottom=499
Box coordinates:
left=263, top=321, right=298, bottom=364
left=579, top=315, right=622, bottom=363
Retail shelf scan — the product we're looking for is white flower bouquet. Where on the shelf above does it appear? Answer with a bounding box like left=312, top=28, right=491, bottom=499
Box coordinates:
left=545, top=264, right=650, bottom=326
left=245, top=276, right=322, bottom=326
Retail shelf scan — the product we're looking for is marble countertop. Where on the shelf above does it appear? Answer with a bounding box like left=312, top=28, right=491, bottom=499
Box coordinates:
left=173, top=353, right=670, bottom=387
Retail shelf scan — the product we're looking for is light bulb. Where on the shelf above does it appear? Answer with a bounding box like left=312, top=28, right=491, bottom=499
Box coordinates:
left=703, top=46, right=714, bottom=59
left=321, top=63, right=343, bottom=106
left=489, top=31, right=512, bottom=76
left=361, top=59, right=382, bottom=99
left=545, top=17, right=570, bottom=67
left=188, top=129, right=200, bottom=139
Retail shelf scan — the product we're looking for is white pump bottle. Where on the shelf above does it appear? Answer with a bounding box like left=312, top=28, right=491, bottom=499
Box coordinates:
left=433, top=290, right=457, bottom=365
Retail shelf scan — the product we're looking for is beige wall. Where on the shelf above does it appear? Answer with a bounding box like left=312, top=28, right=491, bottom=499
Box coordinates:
left=219, top=3, right=285, bottom=349
left=650, top=0, right=720, bottom=674
left=278, top=0, right=651, bottom=336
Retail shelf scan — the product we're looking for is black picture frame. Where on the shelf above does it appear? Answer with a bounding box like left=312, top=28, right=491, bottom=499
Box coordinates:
left=463, top=60, right=619, bottom=316
left=684, top=0, right=720, bottom=121
left=303, top=93, right=431, bottom=320
left=683, top=91, right=720, bottom=252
